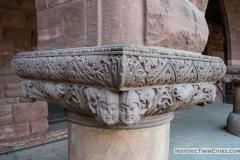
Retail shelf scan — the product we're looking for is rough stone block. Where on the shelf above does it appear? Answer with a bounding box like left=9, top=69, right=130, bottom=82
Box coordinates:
left=47, top=0, right=73, bottom=9
left=5, top=90, right=22, bottom=98
left=3, top=62, right=11, bottom=69
left=0, top=76, right=21, bottom=84
left=0, top=0, right=17, bottom=7
left=0, top=98, right=19, bottom=105
left=26, top=15, right=37, bottom=30
left=3, top=27, right=32, bottom=51
left=146, top=0, right=208, bottom=53
left=0, top=117, right=12, bottom=126
left=2, top=54, right=13, bottom=62
left=0, top=69, right=13, bottom=76
left=17, top=0, right=36, bottom=10
left=0, top=40, right=14, bottom=55
left=19, top=97, right=29, bottom=103
left=101, top=0, right=144, bottom=46
left=0, top=123, right=29, bottom=140
left=0, top=9, right=25, bottom=28
left=4, top=83, right=21, bottom=90
left=0, top=104, right=12, bottom=119
left=37, top=0, right=86, bottom=50
left=13, top=101, right=48, bottom=123
left=189, top=0, right=208, bottom=13
left=30, top=119, right=49, bottom=134
left=35, top=0, right=48, bottom=12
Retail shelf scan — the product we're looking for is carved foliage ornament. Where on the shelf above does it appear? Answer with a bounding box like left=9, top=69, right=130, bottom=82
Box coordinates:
left=20, top=79, right=216, bottom=126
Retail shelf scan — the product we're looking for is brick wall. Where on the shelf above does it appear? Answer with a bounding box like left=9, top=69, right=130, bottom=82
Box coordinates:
left=203, top=21, right=225, bottom=62
left=0, top=0, right=48, bottom=142
left=223, top=0, right=240, bottom=65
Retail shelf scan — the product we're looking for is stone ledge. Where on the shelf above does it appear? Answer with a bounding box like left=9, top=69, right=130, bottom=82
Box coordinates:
left=12, top=46, right=226, bottom=90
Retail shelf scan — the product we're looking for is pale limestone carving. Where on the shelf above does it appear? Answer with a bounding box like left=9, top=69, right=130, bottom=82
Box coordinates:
left=12, top=46, right=225, bottom=90
left=222, top=65, right=240, bottom=83
left=20, top=79, right=216, bottom=126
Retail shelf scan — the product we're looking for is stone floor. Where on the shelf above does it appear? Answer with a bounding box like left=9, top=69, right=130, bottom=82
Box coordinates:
left=0, top=102, right=239, bottom=160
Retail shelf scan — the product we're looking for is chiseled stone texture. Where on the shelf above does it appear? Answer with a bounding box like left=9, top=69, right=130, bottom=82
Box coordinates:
left=146, top=0, right=208, bottom=53
left=0, top=123, right=29, bottom=140
left=189, top=0, right=209, bottom=13
left=30, top=119, right=49, bottom=135
left=12, top=101, right=48, bottom=124
left=36, top=0, right=208, bottom=53
left=68, top=122, right=170, bottom=160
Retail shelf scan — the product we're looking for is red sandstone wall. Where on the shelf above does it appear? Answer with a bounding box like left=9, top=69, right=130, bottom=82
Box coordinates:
left=35, top=0, right=209, bottom=53
left=204, top=21, right=225, bottom=61
left=0, top=0, right=48, bottom=142
left=223, top=0, right=240, bottom=65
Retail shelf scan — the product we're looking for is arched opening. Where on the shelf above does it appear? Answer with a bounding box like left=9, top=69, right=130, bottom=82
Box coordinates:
left=204, top=0, right=232, bottom=103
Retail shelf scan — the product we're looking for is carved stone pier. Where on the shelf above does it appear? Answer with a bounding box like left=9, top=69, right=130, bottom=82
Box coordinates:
left=12, top=0, right=225, bottom=159
left=222, top=65, right=240, bottom=137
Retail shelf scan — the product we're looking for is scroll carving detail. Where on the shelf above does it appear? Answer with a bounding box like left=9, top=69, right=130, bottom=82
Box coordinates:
left=20, top=79, right=216, bottom=126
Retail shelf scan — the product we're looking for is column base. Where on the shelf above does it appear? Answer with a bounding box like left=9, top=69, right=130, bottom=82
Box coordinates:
left=68, top=121, right=170, bottom=160
left=227, top=112, right=240, bottom=137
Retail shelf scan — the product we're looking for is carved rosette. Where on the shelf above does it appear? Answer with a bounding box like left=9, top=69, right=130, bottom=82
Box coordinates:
left=12, top=45, right=225, bottom=128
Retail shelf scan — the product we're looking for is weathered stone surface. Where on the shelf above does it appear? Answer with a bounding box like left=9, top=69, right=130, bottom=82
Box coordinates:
left=37, top=0, right=86, bottom=50
left=0, top=69, right=13, bottom=76
left=5, top=90, right=22, bottom=98
left=13, top=101, right=48, bottom=123
left=35, top=0, right=47, bottom=12
left=0, top=104, right=12, bottom=119
left=0, top=40, right=14, bottom=54
left=101, top=0, right=144, bottom=46
left=189, top=0, right=209, bottom=13
left=69, top=122, right=170, bottom=160
left=0, top=76, right=21, bottom=84
left=0, top=9, right=25, bottom=28
left=30, top=119, right=49, bottom=134
left=35, top=0, right=208, bottom=52
left=4, top=83, right=21, bottom=90
left=47, top=0, right=73, bottom=9
left=3, top=27, right=32, bottom=51
left=146, top=0, right=208, bottom=53
left=17, top=0, right=36, bottom=10
left=0, top=117, right=12, bottom=126
left=0, top=0, right=17, bottom=7
left=0, top=98, right=19, bottom=105
left=0, top=123, right=29, bottom=140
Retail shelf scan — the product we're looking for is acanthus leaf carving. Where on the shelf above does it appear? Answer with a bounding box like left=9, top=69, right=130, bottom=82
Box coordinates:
left=20, top=79, right=216, bottom=126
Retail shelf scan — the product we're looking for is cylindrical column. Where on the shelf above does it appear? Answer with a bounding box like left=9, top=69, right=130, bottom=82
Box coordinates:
left=226, top=83, right=240, bottom=136
left=68, top=121, right=170, bottom=160
left=233, top=83, right=240, bottom=114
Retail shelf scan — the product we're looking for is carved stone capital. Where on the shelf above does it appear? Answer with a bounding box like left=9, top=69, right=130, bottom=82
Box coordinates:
left=12, top=45, right=225, bottom=91
left=20, top=79, right=216, bottom=128
left=222, top=65, right=240, bottom=83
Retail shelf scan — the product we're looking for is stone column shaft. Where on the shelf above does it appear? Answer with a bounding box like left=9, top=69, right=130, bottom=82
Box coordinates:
left=233, top=84, right=240, bottom=114
left=222, top=65, right=240, bottom=136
